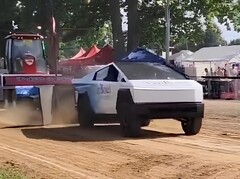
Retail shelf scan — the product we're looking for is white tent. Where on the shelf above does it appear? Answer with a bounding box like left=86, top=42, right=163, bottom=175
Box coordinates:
left=183, top=45, right=240, bottom=63
left=182, top=45, right=240, bottom=78
left=169, top=50, right=193, bottom=61
left=172, top=50, right=193, bottom=66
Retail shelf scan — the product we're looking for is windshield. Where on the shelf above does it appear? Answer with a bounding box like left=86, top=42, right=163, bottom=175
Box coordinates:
left=116, top=62, right=186, bottom=80
left=12, top=39, right=44, bottom=60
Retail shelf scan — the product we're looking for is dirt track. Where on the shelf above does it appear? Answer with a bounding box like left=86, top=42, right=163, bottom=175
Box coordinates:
left=0, top=100, right=240, bottom=179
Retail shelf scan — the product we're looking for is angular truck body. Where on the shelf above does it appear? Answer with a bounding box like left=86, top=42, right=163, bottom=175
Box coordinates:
left=72, top=62, right=204, bottom=137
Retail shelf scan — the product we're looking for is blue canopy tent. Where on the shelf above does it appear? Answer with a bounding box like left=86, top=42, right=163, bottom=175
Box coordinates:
left=121, top=47, right=188, bottom=78
left=121, top=48, right=166, bottom=63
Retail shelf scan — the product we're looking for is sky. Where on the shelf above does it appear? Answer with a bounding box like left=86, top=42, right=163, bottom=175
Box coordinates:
left=217, top=22, right=240, bottom=43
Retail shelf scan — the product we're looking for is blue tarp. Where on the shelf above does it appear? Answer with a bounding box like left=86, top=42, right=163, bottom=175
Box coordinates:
left=120, top=47, right=188, bottom=78
left=15, top=86, right=40, bottom=98
left=121, top=48, right=165, bottom=63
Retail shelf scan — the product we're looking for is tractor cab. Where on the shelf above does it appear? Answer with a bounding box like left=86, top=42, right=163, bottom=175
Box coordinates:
left=3, top=33, right=47, bottom=74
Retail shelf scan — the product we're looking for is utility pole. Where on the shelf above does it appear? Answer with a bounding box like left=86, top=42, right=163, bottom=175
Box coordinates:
left=165, top=0, right=170, bottom=64
left=185, top=38, right=188, bottom=50
left=47, top=0, right=58, bottom=76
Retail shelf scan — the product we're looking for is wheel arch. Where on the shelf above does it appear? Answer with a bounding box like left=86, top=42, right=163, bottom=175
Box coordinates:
left=116, top=88, right=134, bottom=111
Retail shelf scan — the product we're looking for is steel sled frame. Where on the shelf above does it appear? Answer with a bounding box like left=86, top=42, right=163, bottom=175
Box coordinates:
left=0, top=74, right=73, bottom=125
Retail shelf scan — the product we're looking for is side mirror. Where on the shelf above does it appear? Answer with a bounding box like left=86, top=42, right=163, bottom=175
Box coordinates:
left=121, top=78, right=126, bottom=82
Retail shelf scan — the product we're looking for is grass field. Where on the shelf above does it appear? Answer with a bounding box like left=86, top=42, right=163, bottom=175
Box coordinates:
left=0, top=168, right=26, bottom=179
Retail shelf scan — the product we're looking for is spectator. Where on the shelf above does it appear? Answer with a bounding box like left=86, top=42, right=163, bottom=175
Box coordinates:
left=223, top=68, right=227, bottom=76
left=230, top=64, right=238, bottom=76
left=210, top=68, right=214, bottom=76
left=216, top=67, right=224, bottom=76
left=204, top=68, right=209, bottom=76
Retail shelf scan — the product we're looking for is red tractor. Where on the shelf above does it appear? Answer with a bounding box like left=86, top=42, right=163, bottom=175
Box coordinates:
left=0, top=33, right=74, bottom=126
left=3, top=33, right=48, bottom=74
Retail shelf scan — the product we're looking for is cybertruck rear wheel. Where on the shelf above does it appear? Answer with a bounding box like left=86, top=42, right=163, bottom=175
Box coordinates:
left=77, top=93, right=94, bottom=128
left=181, top=118, right=202, bottom=136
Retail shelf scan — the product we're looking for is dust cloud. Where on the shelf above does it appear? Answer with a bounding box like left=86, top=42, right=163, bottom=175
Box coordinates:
left=51, top=86, right=78, bottom=125
left=0, top=86, right=78, bottom=128
left=0, top=99, right=42, bottom=127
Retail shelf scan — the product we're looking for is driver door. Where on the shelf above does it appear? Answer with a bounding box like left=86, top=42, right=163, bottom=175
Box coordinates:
left=91, top=64, right=127, bottom=114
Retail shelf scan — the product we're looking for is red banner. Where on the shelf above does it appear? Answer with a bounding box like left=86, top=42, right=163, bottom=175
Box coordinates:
left=3, top=75, right=73, bottom=86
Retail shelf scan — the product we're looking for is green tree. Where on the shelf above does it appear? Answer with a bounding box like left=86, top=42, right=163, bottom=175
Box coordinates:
left=0, top=0, right=20, bottom=56
left=126, top=0, right=239, bottom=52
left=59, top=41, right=79, bottom=59
left=16, top=0, right=110, bottom=71
left=203, top=24, right=227, bottom=47
left=1, top=0, right=238, bottom=61
left=226, top=0, right=240, bottom=32
left=109, top=0, right=125, bottom=59
left=75, top=21, right=113, bottom=48
left=174, top=24, right=227, bottom=52
left=126, top=0, right=139, bottom=52
left=59, top=21, right=113, bottom=59
left=229, top=38, right=240, bottom=45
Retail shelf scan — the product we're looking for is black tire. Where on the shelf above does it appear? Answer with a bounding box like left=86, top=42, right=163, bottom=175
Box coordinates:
left=116, top=89, right=141, bottom=137
left=181, top=118, right=202, bottom=136
left=118, top=105, right=141, bottom=137
left=141, top=119, right=150, bottom=127
left=77, top=93, right=94, bottom=128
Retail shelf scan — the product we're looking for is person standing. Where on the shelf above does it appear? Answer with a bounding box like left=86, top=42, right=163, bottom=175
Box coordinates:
left=204, top=68, right=209, bottom=76
left=216, top=67, right=224, bottom=76
left=230, top=64, right=238, bottom=76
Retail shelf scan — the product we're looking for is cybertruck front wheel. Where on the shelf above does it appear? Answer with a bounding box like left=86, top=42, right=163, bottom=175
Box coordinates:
left=116, top=89, right=141, bottom=137
left=119, top=112, right=142, bottom=137
left=117, top=105, right=141, bottom=137
left=181, top=117, right=202, bottom=136
left=77, top=93, right=95, bottom=128
left=141, top=119, right=150, bottom=127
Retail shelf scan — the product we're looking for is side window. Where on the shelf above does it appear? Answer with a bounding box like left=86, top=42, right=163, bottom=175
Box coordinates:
left=93, top=65, right=123, bottom=82
left=117, top=73, right=126, bottom=82
left=5, top=40, right=9, bottom=58
left=94, top=66, right=109, bottom=81
left=5, top=39, right=11, bottom=70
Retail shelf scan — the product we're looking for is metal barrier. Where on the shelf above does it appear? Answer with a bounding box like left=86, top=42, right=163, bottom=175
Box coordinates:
left=200, top=76, right=240, bottom=100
